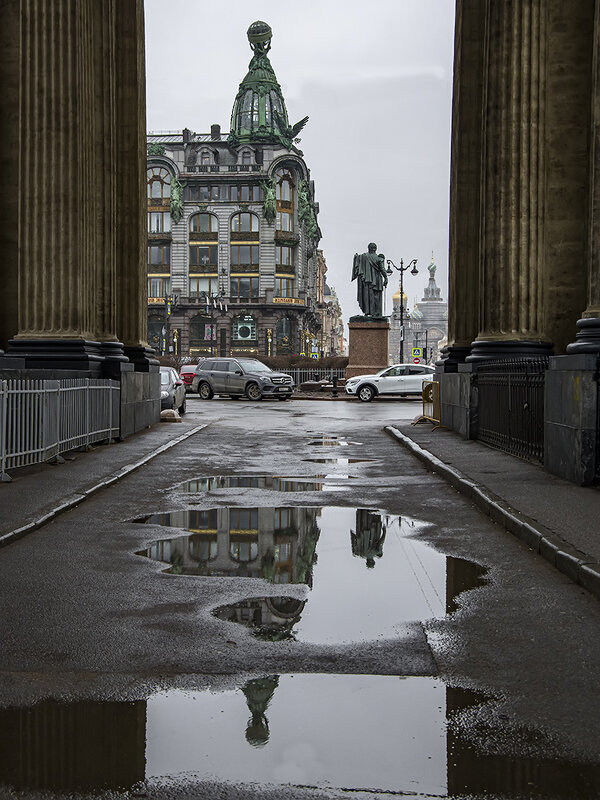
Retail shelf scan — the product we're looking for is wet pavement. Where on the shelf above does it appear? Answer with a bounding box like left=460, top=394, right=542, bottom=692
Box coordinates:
left=1, top=397, right=600, bottom=798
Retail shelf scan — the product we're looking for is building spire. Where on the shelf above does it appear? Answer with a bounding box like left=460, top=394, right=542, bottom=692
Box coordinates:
left=228, top=21, right=308, bottom=149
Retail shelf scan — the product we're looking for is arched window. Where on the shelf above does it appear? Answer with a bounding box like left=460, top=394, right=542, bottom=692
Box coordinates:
left=229, top=508, right=258, bottom=562
left=276, top=317, right=292, bottom=353
left=232, top=314, right=257, bottom=341
left=189, top=314, right=216, bottom=345
left=230, top=213, right=259, bottom=233
left=200, top=150, right=211, bottom=165
left=240, top=90, right=253, bottom=130
left=147, top=167, right=171, bottom=199
left=275, top=168, right=294, bottom=231
left=148, top=316, right=163, bottom=349
left=241, top=150, right=252, bottom=165
left=189, top=213, right=218, bottom=234
left=188, top=534, right=218, bottom=563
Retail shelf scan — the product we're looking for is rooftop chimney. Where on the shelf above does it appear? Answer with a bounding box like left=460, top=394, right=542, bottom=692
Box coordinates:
left=183, top=127, right=192, bottom=142
left=211, top=124, right=221, bottom=141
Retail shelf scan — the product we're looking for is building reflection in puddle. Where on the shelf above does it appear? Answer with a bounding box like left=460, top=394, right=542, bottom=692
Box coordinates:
left=136, top=507, right=320, bottom=583
left=303, top=457, right=374, bottom=464
left=136, top=507, right=487, bottom=643
left=3, top=679, right=600, bottom=797
left=178, top=475, right=352, bottom=493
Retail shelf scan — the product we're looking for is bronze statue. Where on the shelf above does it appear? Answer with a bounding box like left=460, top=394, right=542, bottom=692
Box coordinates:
left=352, top=243, right=388, bottom=318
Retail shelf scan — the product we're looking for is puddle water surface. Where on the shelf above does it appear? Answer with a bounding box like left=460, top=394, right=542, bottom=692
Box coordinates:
left=136, top=507, right=487, bottom=642
left=2, top=677, right=599, bottom=798
left=177, top=475, right=352, bottom=493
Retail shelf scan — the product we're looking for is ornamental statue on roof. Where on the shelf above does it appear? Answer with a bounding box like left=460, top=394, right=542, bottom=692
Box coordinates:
left=228, top=21, right=309, bottom=150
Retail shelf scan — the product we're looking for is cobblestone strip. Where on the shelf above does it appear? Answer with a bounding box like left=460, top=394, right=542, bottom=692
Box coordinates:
left=385, top=426, right=600, bottom=600
left=0, top=424, right=209, bottom=549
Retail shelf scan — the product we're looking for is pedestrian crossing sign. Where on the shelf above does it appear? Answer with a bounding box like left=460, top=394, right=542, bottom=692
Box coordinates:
left=411, top=347, right=423, bottom=358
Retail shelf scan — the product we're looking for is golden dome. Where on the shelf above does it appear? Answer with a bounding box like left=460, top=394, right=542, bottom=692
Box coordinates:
left=392, top=283, right=407, bottom=301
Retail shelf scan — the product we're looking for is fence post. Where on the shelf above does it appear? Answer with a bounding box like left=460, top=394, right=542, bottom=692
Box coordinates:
left=0, top=381, right=11, bottom=482
left=85, top=378, right=92, bottom=450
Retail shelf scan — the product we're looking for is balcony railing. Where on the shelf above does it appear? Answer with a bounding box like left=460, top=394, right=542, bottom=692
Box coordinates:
left=184, top=164, right=263, bottom=174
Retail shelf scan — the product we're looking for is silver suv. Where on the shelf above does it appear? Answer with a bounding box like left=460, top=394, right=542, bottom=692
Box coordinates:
left=193, top=357, right=294, bottom=401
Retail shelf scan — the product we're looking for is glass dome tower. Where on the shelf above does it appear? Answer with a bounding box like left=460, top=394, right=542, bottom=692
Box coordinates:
left=229, top=21, right=307, bottom=149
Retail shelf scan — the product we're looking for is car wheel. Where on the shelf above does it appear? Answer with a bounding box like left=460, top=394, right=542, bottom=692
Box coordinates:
left=245, top=382, right=262, bottom=401
left=179, top=397, right=186, bottom=414
left=358, top=385, right=375, bottom=402
left=198, top=381, right=214, bottom=400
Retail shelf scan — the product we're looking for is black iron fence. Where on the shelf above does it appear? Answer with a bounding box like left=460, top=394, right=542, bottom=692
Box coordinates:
left=475, top=357, right=549, bottom=463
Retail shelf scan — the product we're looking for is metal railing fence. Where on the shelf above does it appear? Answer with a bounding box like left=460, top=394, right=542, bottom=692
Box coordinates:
left=285, top=368, right=347, bottom=385
left=1, top=379, right=120, bottom=479
left=475, top=358, right=549, bottom=463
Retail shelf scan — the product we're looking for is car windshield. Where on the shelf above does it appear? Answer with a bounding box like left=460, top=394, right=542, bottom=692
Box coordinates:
left=237, top=359, right=271, bottom=373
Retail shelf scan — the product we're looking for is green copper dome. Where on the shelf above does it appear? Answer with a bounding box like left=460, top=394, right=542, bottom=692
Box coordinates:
left=228, top=21, right=308, bottom=149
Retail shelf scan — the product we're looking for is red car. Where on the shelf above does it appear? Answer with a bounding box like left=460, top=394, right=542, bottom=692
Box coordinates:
left=179, top=364, right=198, bottom=392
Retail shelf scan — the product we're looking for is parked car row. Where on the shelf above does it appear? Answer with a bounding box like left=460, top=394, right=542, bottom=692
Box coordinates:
left=170, top=360, right=435, bottom=404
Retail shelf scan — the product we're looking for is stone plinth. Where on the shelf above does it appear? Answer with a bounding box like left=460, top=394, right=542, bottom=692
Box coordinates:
left=346, top=320, right=390, bottom=379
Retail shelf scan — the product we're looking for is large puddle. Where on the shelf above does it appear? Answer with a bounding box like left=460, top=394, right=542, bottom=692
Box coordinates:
left=135, top=507, right=487, bottom=642
left=2, top=676, right=599, bottom=797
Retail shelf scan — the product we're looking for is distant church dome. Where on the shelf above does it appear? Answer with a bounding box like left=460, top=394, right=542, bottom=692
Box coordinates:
left=392, top=282, right=407, bottom=302
left=409, top=306, right=423, bottom=321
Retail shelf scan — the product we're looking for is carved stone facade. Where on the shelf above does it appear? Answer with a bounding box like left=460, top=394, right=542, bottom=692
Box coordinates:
left=146, top=24, right=323, bottom=361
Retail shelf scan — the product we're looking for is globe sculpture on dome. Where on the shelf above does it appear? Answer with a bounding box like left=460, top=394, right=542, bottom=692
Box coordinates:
left=247, top=20, right=273, bottom=48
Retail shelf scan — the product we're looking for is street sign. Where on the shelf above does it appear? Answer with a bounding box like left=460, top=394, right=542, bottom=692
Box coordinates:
left=413, top=357, right=421, bottom=364
left=411, top=347, right=423, bottom=358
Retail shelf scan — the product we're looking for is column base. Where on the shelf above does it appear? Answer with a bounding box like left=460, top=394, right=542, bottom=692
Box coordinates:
left=466, top=339, right=553, bottom=362
left=6, top=339, right=104, bottom=373
left=436, top=345, right=472, bottom=372
left=566, top=318, right=600, bottom=354
left=100, top=341, right=130, bottom=379
left=122, top=344, right=159, bottom=372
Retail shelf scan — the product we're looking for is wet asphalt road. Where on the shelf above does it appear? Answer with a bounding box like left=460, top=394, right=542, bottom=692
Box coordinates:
left=1, top=396, right=600, bottom=799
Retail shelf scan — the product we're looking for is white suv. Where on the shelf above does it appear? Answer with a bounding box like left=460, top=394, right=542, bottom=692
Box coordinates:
left=345, top=364, right=435, bottom=402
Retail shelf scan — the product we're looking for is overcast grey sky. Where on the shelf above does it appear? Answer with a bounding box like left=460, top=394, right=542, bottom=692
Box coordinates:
left=144, top=0, right=456, bottom=325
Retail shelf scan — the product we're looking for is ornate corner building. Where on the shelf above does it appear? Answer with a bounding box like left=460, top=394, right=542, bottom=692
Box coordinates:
left=146, top=21, right=324, bottom=360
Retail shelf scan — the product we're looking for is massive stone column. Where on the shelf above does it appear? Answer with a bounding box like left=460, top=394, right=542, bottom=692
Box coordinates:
left=6, top=0, right=105, bottom=370
left=0, top=0, right=153, bottom=373
left=115, top=0, right=158, bottom=370
left=0, top=2, right=20, bottom=356
left=468, top=0, right=552, bottom=361
left=568, top=0, right=600, bottom=353
left=440, top=0, right=486, bottom=369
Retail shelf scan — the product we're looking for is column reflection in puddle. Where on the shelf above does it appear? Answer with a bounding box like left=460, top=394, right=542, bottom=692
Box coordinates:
left=2, top=682, right=600, bottom=796
left=145, top=676, right=448, bottom=794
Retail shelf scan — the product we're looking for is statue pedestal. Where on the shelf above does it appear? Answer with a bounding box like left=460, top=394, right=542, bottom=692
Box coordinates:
left=346, top=319, right=390, bottom=378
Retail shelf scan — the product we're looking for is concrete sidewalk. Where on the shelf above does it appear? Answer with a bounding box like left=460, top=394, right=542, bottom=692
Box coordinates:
left=0, top=418, right=209, bottom=547
left=386, top=421, right=600, bottom=599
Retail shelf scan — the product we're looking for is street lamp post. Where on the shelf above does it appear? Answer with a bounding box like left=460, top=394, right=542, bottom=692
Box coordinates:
left=386, top=258, right=418, bottom=363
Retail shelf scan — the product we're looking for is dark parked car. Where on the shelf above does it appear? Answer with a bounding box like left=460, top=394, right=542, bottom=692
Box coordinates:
left=193, top=357, right=294, bottom=401
left=160, top=366, right=186, bottom=413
